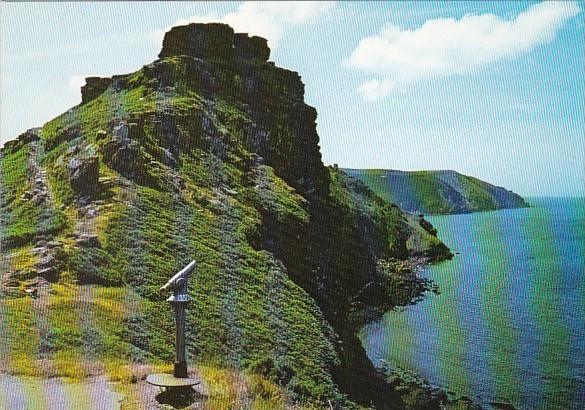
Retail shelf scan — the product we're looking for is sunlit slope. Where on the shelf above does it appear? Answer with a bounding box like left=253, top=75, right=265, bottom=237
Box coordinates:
left=344, top=169, right=529, bottom=214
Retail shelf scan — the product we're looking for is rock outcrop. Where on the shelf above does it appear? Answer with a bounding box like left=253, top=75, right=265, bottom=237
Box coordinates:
left=81, top=76, right=113, bottom=104
left=68, top=155, right=99, bottom=195
left=158, top=23, right=270, bottom=62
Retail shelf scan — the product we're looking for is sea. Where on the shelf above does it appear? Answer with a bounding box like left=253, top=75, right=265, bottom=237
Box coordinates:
left=360, top=197, right=585, bottom=409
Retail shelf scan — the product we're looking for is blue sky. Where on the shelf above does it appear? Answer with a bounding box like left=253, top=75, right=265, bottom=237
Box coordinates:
left=1, top=1, right=583, bottom=196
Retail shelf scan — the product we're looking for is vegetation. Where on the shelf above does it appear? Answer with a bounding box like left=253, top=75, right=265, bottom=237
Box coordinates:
left=345, top=169, right=529, bottom=214
left=0, top=141, right=68, bottom=247
left=0, top=23, right=454, bottom=409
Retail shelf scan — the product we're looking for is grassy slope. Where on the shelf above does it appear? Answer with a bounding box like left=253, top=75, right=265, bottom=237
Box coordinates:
left=0, top=141, right=68, bottom=248
left=345, top=169, right=528, bottom=214
left=1, top=51, right=450, bottom=409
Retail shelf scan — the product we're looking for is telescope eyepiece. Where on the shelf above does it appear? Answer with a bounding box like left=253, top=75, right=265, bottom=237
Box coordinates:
left=160, top=260, right=196, bottom=294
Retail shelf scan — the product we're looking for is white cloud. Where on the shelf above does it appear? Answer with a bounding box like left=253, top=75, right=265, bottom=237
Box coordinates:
left=358, top=79, right=401, bottom=102
left=153, top=1, right=335, bottom=49
left=347, top=1, right=581, bottom=101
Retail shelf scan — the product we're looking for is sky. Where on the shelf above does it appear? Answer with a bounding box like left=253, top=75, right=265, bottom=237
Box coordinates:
left=1, top=1, right=583, bottom=197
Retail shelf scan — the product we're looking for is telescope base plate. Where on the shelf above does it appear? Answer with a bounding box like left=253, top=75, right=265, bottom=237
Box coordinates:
left=146, top=373, right=200, bottom=388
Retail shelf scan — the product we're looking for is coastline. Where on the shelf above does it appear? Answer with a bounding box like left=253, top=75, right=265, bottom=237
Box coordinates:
left=356, top=253, right=483, bottom=409
left=360, top=199, right=585, bottom=410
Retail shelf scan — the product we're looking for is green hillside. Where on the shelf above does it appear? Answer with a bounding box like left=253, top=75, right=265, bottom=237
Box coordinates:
left=344, top=169, right=529, bottom=215
left=0, top=24, right=461, bottom=409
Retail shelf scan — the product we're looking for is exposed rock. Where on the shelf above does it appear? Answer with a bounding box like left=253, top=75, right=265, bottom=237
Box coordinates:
left=159, top=23, right=235, bottom=60
left=24, top=287, right=38, bottom=299
left=98, top=176, right=116, bottom=189
left=127, top=120, right=146, bottom=140
left=22, top=277, right=51, bottom=298
left=67, top=145, right=81, bottom=155
left=0, top=129, right=39, bottom=155
left=37, top=255, right=55, bottom=268
left=113, top=122, right=130, bottom=141
left=75, top=233, right=100, bottom=248
left=234, top=33, right=270, bottom=62
left=81, top=76, right=113, bottom=104
left=251, top=154, right=265, bottom=166
left=161, top=148, right=177, bottom=166
left=20, top=191, right=33, bottom=201
left=102, top=134, right=143, bottom=180
left=38, top=266, right=58, bottom=282
left=418, top=216, right=438, bottom=236
left=31, top=247, right=48, bottom=256
left=46, top=241, right=61, bottom=249
left=68, top=155, right=100, bottom=195
left=159, top=23, right=270, bottom=63
left=3, top=269, right=38, bottom=287
left=35, top=239, right=48, bottom=247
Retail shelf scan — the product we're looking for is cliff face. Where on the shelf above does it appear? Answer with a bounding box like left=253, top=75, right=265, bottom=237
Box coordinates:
left=0, top=23, right=451, bottom=408
left=345, top=169, right=530, bottom=215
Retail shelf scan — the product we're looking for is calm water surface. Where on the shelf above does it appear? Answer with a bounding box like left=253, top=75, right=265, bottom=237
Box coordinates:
left=360, top=198, right=585, bottom=409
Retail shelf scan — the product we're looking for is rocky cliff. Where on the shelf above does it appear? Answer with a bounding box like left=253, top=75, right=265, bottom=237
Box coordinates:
left=1, top=23, right=454, bottom=408
left=344, top=169, right=529, bottom=215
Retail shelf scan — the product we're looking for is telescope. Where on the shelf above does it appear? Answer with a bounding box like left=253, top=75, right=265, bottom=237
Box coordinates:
left=160, top=260, right=197, bottom=302
left=146, top=260, right=200, bottom=391
left=160, top=260, right=196, bottom=378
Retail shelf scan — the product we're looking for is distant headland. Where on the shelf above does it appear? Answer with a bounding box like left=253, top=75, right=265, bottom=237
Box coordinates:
left=344, top=169, right=529, bottom=215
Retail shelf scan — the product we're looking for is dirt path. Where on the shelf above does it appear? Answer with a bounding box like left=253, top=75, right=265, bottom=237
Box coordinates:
left=0, top=374, right=124, bottom=410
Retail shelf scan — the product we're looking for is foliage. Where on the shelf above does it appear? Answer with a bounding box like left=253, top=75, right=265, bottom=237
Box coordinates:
left=348, top=169, right=528, bottom=214
left=0, top=141, right=68, bottom=247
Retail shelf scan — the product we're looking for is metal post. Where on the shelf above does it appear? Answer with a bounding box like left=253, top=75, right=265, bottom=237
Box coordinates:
left=173, top=301, right=188, bottom=377
left=159, top=260, right=197, bottom=379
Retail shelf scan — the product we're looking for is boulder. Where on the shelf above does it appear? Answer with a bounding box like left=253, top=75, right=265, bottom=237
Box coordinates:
left=102, top=136, right=143, bottom=178
left=68, top=155, right=100, bottom=195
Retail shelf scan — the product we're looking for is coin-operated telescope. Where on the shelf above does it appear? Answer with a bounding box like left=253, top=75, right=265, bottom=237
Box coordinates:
left=160, top=260, right=196, bottom=303
left=160, top=260, right=197, bottom=378
left=146, top=260, right=200, bottom=394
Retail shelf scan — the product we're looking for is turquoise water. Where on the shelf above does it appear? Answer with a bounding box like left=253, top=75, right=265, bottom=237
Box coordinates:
left=360, top=198, right=585, bottom=409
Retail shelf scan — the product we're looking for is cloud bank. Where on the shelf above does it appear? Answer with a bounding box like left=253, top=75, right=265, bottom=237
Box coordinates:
left=346, top=1, right=581, bottom=101
left=153, top=1, right=335, bottom=49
